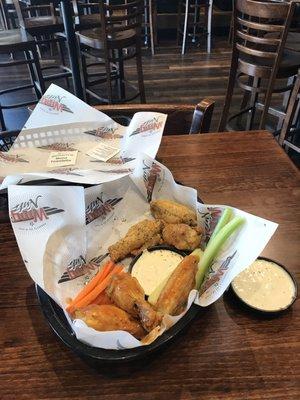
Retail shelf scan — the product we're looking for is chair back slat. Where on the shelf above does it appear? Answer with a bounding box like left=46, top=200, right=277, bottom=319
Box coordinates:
left=99, top=0, right=143, bottom=36
left=234, top=0, right=296, bottom=63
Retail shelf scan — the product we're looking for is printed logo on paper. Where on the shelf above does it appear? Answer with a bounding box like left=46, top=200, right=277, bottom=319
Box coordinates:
left=47, top=167, right=83, bottom=176
left=199, top=250, right=237, bottom=296
left=90, top=156, right=135, bottom=165
left=142, top=159, right=162, bottom=202
left=58, top=254, right=108, bottom=283
left=0, top=152, right=29, bottom=164
left=85, top=193, right=122, bottom=225
left=84, top=126, right=123, bottom=139
left=39, top=94, right=73, bottom=114
left=38, top=142, right=78, bottom=152
left=129, top=116, right=164, bottom=137
left=10, top=195, right=65, bottom=230
left=198, top=207, right=223, bottom=244
left=95, top=168, right=134, bottom=174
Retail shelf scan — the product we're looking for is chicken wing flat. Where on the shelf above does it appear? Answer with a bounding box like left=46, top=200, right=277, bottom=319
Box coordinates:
left=155, top=254, right=198, bottom=316
left=106, top=273, right=162, bottom=332
left=74, top=304, right=145, bottom=339
left=108, top=219, right=164, bottom=262
left=150, top=199, right=197, bottom=226
left=162, top=223, right=202, bottom=251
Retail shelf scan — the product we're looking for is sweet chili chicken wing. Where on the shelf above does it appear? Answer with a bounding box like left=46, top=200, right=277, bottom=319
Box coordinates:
left=106, top=273, right=162, bottom=332
left=108, top=219, right=164, bottom=262
left=155, top=254, right=198, bottom=316
left=150, top=199, right=197, bottom=226
left=162, top=223, right=202, bottom=251
left=74, top=304, right=145, bottom=339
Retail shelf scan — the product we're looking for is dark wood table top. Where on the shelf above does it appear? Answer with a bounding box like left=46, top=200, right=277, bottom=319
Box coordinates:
left=1, top=131, right=299, bottom=400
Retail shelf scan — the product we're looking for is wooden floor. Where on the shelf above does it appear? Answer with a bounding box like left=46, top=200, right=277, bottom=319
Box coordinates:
left=0, top=37, right=237, bottom=132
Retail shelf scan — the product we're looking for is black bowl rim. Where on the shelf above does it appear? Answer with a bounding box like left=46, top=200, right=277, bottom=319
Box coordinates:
left=230, top=256, right=298, bottom=315
left=36, top=284, right=200, bottom=363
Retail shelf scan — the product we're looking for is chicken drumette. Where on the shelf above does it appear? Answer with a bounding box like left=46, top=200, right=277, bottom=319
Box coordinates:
left=106, top=273, right=162, bottom=332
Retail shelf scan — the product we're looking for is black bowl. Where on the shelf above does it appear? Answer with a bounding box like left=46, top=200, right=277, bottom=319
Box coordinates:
left=229, top=256, right=298, bottom=316
left=35, top=284, right=200, bottom=365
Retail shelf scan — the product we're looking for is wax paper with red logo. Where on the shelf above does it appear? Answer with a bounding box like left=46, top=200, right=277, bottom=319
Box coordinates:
left=0, top=84, right=167, bottom=190
left=7, top=153, right=278, bottom=349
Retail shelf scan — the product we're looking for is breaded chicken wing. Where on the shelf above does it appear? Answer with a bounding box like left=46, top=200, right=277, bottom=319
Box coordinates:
left=162, top=223, right=202, bottom=251
left=131, top=233, right=163, bottom=256
left=108, top=219, right=164, bottom=262
left=150, top=199, right=197, bottom=226
left=155, top=254, right=198, bottom=315
left=74, top=304, right=145, bottom=339
left=106, top=273, right=162, bottom=332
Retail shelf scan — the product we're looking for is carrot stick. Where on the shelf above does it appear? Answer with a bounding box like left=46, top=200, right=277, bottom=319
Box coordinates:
left=66, top=260, right=114, bottom=313
left=68, top=265, right=123, bottom=314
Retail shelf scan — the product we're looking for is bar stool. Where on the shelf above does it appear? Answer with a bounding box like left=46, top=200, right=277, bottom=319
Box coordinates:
left=143, top=0, right=157, bottom=55
left=0, top=29, right=45, bottom=131
left=77, top=0, right=146, bottom=104
left=13, top=0, right=72, bottom=86
left=218, top=0, right=300, bottom=132
left=0, top=0, right=17, bottom=29
left=177, top=0, right=213, bottom=55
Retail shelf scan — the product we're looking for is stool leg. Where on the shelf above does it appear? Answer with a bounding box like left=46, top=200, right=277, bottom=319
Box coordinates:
left=105, top=50, right=113, bottom=103
left=192, top=0, right=198, bottom=44
left=246, top=77, right=260, bottom=130
left=0, top=103, right=6, bottom=131
left=57, top=38, right=70, bottom=89
left=218, top=51, right=239, bottom=131
left=177, top=0, right=182, bottom=46
left=81, top=51, right=90, bottom=104
left=118, top=49, right=126, bottom=100
left=149, top=0, right=155, bottom=55
left=136, top=43, right=146, bottom=103
left=207, top=0, right=212, bottom=53
left=31, top=46, right=46, bottom=96
left=24, top=50, right=41, bottom=100
left=182, top=0, right=189, bottom=55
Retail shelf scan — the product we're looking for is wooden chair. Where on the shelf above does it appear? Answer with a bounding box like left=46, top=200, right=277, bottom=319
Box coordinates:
left=0, top=29, right=45, bottom=131
left=72, top=0, right=101, bottom=30
left=177, top=0, right=213, bottom=54
left=278, top=69, right=300, bottom=153
left=77, top=0, right=146, bottom=104
left=218, top=0, right=300, bottom=132
left=13, top=0, right=72, bottom=87
left=94, top=99, right=215, bottom=134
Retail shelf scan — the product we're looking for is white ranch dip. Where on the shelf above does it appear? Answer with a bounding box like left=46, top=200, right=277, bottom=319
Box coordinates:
left=232, top=260, right=296, bottom=311
left=131, top=249, right=183, bottom=296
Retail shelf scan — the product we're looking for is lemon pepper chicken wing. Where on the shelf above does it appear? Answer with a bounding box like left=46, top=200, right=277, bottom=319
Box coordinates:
left=106, top=273, right=162, bottom=332
left=155, top=254, right=198, bottom=316
left=108, top=219, right=164, bottom=262
left=74, top=304, right=146, bottom=339
left=162, top=223, right=203, bottom=251
left=150, top=199, right=197, bottom=226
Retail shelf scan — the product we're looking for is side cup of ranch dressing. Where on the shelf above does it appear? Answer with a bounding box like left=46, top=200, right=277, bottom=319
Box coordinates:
left=231, top=257, right=298, bottom=314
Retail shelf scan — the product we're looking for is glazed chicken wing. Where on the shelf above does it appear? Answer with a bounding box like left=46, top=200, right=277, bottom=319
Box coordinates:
left=155, top=254, right=198, bottom=315
left=106, top=273, right=162, bottom=332
left=74, top=304, right=145, bottom=339
left=162, top=223, right=202, bottom=251
left=108, top=219, right=164, bottom=262
left=150, top=199, right=197, bottom=226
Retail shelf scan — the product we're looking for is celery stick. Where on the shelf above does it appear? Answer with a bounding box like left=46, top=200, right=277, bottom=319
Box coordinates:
left=196, top=216, right=245, bottom=289
left=209, top=207, right=233, bottom=242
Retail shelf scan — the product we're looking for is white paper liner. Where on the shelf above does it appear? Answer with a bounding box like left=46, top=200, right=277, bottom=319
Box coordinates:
left=7, top=154, right=278, bottom=349
left=0, top=84, right=166, bottom=189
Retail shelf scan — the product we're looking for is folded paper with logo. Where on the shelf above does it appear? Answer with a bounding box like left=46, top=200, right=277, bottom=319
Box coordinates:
left=7, top=155, right=278, bottom=349
left=0, top=84, right=167, bottom=190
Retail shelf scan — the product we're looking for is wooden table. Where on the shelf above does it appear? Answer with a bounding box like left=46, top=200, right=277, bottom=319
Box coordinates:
left=1, top=131, right=299, bottom=400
